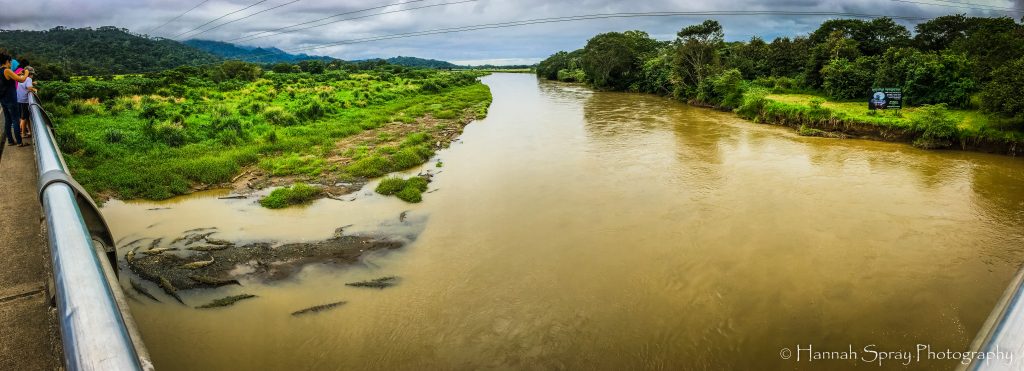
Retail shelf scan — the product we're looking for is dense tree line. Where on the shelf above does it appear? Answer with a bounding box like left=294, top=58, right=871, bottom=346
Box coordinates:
left=537, top=15, right=1024, bottom=119
left=0, top=27, right=222, bottom=78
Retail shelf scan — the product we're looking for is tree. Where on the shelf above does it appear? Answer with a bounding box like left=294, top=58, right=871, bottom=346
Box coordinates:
left=673, top=20, right=725, bottom=97
left=537, top=50, right=578, bottom=80
left=805, top=30, right=861, bottom=88
left=635, top=48, right=675, bottom=95
left=914, top=14, right=974, bottom=51
left=272, top=63, right=298, bottom=73
left=766, top=36, right=810, bottom=77
left=809, top=18, right=910, bottom=56
left=213, top=61, right=263, bottom=82
left=821, top=57, right=874, bottom=100
left=915, top=15, right=1024, bottom=81
left=580, top=30, right=661, bottom=90
left=874, top=48, right=976, bottom=107
left=723, top=37, right=770, bottom=79
left=980, top=56, right=1024, bottom=119
left=297, top=60, right=326, bottom=74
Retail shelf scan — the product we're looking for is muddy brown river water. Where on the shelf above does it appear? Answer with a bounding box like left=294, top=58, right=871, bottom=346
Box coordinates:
left=103, top=73, right=1024, bottom=370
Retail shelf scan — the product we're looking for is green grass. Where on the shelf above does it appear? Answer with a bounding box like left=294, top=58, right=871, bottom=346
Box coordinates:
left=259, top=183, right=323, bottom=209
left=763, top=93, right=1024, bottom=141
left=52, top=69, right=492, bottom=200
left=374, top=176, right=429, bottom=203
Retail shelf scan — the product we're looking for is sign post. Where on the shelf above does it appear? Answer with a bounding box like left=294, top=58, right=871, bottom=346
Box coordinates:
left=868, top=88, right=902, bottom=111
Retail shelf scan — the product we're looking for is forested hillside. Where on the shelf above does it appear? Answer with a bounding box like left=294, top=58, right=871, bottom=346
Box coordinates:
left=385, top=56, right=459, bottom=69
left=184, top=39, right=334, bottom=64
left=0, top=26, right=222, bottom=78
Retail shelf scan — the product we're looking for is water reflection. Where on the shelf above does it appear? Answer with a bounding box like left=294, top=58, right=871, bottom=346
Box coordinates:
left=108, top=74, right=1024, bottom=370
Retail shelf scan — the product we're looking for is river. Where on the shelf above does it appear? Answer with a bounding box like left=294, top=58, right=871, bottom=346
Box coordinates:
left=104, top=73, right=1024, bottom=370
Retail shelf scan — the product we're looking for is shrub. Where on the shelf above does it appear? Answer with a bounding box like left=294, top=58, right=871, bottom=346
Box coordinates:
left=346, top=155, right=391, bottom=178
left=296, top=100, right=328, bottom=121
left=396, top=186, right=423, bottom=203
left=822, top=57, right=874, bottom=100
left=736, top=87, right=769, bottom=119
left=55, top=130, right=85, bottom=153
left=375, top=177, right=407, bottom=195
left=711, top=69, right=746, bottom=109
left=874, top=48, right=976, bottom=107
left=262, top=106, right=298, bottom=126
left=104, top=128, right=124, bottom=143
left=911, top=104, right=960, bottom=149
left=696, top=69, right=746, bottom=109
left=148, top=120, right=187, bottom=147
left=556, top=69, right=586, bottom=82
left=980, top=56, right=1024, bottom=119
left=259, top=183, right=323, bottom=209
left=374, top=176, right=429, bottom=203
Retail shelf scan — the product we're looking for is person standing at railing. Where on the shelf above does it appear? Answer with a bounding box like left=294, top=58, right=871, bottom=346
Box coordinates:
left=1, top=53, right=30, bottom=147
left=16, top=67, right=36, bottom=141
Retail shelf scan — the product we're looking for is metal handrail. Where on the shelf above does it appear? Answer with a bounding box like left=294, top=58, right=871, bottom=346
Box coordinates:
left=28, top=93, right=151, bottom=371
left=962, top=266, right=1024, bottom=371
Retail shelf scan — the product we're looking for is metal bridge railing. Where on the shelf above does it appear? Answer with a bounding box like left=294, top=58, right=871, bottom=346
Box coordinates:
left=962, top=266, right=1024, bottom=371
left=28, top=93, right=153, bottom=371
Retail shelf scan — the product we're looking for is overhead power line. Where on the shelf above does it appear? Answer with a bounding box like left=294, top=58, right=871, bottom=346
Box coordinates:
left=185, top=0, right=301, bottom=39
left=146, top=0, right=211, bottom=34
left=234, top=0, right=477, bottom=43
left=171, top=0, right=272, bottom=39
left=283, top=10, right=932, bottom=55
left=230, top=0, right=432, bottom=42
left=890, top=0, right=1023, bottom=13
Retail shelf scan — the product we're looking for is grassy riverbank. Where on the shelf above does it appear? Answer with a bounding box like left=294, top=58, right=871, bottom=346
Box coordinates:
left=737, top=91, right=1024, bottom=153
left=46, top=63, right=492, bottom=200
left=535, top=16, right=1024, bottom=155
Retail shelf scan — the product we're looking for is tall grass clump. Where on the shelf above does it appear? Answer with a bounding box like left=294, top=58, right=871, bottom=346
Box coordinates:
left=375, top=176, right=429, bottom=203
left=259, top=183, right=323, bottom=209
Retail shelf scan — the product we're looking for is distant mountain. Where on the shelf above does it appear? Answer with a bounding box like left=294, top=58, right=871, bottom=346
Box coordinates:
left=0, top=26, right=221, bottom=77
left=384, top=56, right=459, bottom=69
left=185, top=39, right=335, bottom=64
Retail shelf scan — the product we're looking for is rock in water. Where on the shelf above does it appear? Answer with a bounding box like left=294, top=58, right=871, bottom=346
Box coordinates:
left=291, top=301, right=347, bottom=316
left=195, top=294, right=257, bottom=309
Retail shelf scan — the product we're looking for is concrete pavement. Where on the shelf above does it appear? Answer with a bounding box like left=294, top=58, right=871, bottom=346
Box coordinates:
left=0, top=114, right=63, bottom=370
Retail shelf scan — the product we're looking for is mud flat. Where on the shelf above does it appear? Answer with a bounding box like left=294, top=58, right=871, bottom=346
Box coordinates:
left=125, top=227, right=409, bottom=292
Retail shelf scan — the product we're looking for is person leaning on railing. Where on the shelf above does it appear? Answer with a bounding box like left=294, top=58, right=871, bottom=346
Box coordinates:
left=16, top=66, right=36, bottom=141
left=1, top=53, right=30, bottom=147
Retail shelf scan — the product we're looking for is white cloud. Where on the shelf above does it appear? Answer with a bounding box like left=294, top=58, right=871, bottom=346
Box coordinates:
left=1, top=0, right=1018, bottom=64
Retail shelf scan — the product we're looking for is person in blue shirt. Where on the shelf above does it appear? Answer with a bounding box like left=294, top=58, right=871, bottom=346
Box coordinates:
left=16, top=66, right=36, bottom=140
left=1, top=53, right=30, bottom=147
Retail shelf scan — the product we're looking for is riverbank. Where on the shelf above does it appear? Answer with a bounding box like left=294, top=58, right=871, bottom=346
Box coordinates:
left=736, top=92, right=1023, bottom=156
left=48, top=65, right=493, bottom=202
left=113, top=74, right=1024, bottom=370
left=566, top=79, right=1023, bottom=157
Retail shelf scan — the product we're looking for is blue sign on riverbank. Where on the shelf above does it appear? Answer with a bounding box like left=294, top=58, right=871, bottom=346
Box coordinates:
left=869, top=88, right=902, bottom=110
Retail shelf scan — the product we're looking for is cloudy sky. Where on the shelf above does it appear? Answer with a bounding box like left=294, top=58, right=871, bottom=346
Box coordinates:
left=1, top=0, right=1021, bottom=65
